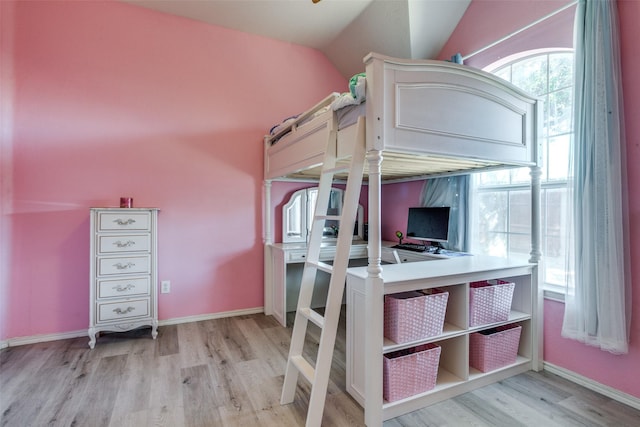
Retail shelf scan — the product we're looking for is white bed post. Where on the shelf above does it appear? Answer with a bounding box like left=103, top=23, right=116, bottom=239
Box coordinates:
left=529, top=166, right=542, bottom=265
left=264, top=178, right=273, bottom=316
left=530, top=164, right=544, bottom=371
left=365, top=149, right=384, bottom=427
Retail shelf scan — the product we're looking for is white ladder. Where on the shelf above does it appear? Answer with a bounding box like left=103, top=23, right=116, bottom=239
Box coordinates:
left=280, top=120, right=366, bottom=427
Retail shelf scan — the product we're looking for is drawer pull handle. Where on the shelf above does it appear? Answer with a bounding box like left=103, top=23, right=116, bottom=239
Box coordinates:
left=113, top=306, right=135, bottom=315
left=113, top=240, right=136, bottom=248
left=114, top=262, right=135, bottom=270
left=113, top=218, right=136, bottom=226
left=114, top=284, right=135, bottom=292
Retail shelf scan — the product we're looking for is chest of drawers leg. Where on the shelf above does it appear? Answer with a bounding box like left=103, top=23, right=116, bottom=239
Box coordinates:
left=88, top=208, right=159, bottom=348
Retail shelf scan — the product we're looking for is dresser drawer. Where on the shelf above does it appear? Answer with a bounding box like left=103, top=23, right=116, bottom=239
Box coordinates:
left=287, top=251, right=308, bottom=262
left=97, top=298, right=150, bottom=322
left=349, top=245, right=368, bottom=259
left=98, top=212, right=151, bottom=231
left=396, top=250, right=432, bottom=263
left=319, top=249, right=336, bottom=261
left=97, top=277, right=150, bottom=299
left=98, top=234, right=150, bottom=254
left=285, top=245, right=369, bottom=263
left=98, top=255, right=150, bottom=276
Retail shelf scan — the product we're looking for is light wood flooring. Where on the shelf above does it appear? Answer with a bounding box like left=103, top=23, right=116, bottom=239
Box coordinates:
left=2, top=310, right=639, bottom=427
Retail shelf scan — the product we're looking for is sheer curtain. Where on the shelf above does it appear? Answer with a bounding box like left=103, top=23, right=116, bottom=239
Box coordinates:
left=420, top=175, right=469, bottom=252
left=561, top=0, right=631, bottom=354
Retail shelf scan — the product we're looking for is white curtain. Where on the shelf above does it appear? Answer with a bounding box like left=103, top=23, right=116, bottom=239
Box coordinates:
left=420, top=175, right=469, bottom=252
left=562, top=0, right=631, bottom=354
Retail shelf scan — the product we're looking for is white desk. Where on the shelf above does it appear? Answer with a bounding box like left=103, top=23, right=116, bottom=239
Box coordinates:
left=265, top=241, right=369, bottom=327
left=264, top=241, right=453, bottom=327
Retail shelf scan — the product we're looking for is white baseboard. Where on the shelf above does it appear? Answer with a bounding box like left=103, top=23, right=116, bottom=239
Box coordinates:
left=157, top=306, right=264, bottom=326
left=544, top=362, right=640, bottom=411
left=0, top=307, right=265, bottom=348
left=3, top=329, right=88, bottom=348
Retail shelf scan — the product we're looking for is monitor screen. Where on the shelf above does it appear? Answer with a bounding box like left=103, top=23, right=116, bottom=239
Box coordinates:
left=406, top=207, right=450, bottom=243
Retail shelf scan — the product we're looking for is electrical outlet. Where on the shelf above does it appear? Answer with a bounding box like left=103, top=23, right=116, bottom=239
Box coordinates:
left=161, top=280, right=171, bottom=294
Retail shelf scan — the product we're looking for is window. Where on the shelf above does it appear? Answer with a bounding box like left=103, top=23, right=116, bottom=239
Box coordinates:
left=470, top=50, right=573, bottom=295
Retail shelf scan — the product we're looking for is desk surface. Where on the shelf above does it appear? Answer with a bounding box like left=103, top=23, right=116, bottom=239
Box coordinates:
left=269, top=240, right=368, bottom=250
left=269, top=240, right=461, bottom=260
left=346, top=253, right=533, bottom=283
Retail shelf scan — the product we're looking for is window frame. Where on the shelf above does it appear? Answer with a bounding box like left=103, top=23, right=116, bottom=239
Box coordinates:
left=471, top=49, right=574, bottom=299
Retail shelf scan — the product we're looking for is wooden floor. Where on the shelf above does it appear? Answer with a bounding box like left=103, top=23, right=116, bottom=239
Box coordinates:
left=2, top=311, right=639, bottom=427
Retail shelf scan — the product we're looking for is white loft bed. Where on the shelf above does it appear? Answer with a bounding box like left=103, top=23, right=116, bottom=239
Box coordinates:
left=265, top=53, right=539, bottom=183
left=263, top=53, right=543, bottom=426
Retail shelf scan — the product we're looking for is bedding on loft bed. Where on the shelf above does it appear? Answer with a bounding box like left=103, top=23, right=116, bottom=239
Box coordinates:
left=268, top=73, right=367, bottom=144
left=264, top=53, right=541, bottom=183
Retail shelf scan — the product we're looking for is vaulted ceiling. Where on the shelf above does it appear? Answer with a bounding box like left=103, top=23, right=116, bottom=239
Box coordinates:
left=122, top=0, right=471, bottom=78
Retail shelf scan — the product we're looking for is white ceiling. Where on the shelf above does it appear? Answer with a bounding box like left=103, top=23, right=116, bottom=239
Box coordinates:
left=123, top=0, right=470, bottom=78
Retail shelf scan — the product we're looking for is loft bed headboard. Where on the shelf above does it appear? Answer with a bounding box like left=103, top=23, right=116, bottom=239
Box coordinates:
left=264, top=53, right=541, bottom=183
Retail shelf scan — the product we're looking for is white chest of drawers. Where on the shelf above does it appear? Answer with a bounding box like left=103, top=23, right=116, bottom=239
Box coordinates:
left=88, top=208, right=159, bottom=348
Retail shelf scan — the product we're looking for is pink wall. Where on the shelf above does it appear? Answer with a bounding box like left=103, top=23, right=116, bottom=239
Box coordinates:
left=0, top=1, right=15, bottom=342
left=439, top=0, right=640, bottom=399
left=380, top=181, right=425, bottom=243
left=439, top=0, right=575, bottom=69
left=1, top=0, right=347, bottom=340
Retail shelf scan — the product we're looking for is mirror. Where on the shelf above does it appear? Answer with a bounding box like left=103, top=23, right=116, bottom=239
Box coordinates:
left=282, top=187, right=364, bottom=244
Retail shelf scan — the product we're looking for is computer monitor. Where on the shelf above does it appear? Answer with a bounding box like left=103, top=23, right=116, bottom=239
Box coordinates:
left=406, top=207, right=450, bottom=244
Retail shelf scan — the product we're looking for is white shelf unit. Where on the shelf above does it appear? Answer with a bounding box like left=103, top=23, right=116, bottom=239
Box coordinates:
left=346, top=255, right=539, bottom=423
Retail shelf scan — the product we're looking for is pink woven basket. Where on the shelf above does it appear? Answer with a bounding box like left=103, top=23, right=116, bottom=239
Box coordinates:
left=469, top=324, right=522, bottom=372
left=469, top=279, right=515, bottom=327
left=384, top=289, right=449, bottom=344
left=383, top=343, right=441, bottom=402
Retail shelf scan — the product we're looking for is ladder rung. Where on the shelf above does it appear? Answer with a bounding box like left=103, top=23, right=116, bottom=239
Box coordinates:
left=291, top=355, right=315, bottom=383
left=298, top=308, right=325, bottom=328
left=322, top=165, right=349, bottom=175
left=307, top=260, right=333, bottom=274
left=314, top=215, right=341, bottom=221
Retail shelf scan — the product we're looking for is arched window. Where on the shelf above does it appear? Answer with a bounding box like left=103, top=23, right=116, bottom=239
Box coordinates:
left=470, top=49, right=573, bottom=296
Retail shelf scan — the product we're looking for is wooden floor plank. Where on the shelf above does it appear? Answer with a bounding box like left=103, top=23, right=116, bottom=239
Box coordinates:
left=201, top=316, right=255, bottom=365
left=452, top=392, right=527, bottom=427
left=387, top=397, right=494, bottom=427
left=109, top=352, right=154, bottom=421
left=323, top=391, right=366, bottom=426
left=497, top=372, right=607, bottom=427
left=464, top=382, right=567, bottom=427
left=157, top=324, right=180, bottom=356
left=5, top=338, right=93, bottom=427
left=234, top=317, right=286, bottom=377
left=501, top=370, right=573, bottom=403
left=557, top=394, right=640, bottom=427
left=181, top=364, right=223, bottom=427
left=234, top=358, right=302, bottom=426
left=209, top=358, right=256, bottom=414
left=178, top=321, right=211, bottom=368
left=1, top=344, right=70, bottom=426
left=0, top=341, right=56, bottom=397
left=147, top=353, right=184, bottom=409
left=601, top=398, right=640, bottom=426
left=69, top=353, right=129, bottom=427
